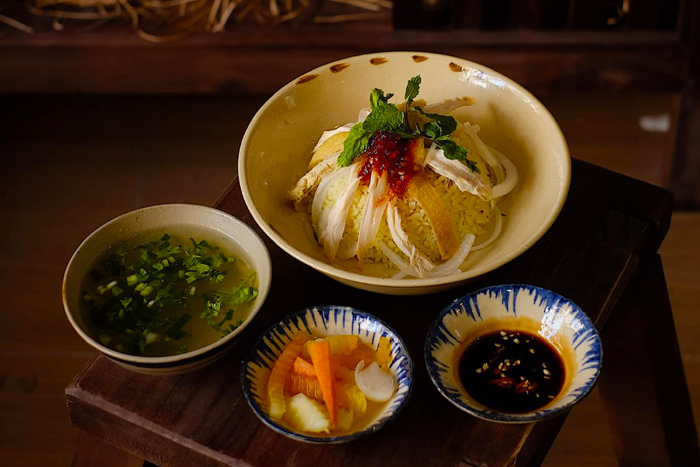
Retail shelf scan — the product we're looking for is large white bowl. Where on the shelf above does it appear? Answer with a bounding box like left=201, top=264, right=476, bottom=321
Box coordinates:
left=62, top=204, right=272, bottom=375
left=239, top=52, right=570, bottom=295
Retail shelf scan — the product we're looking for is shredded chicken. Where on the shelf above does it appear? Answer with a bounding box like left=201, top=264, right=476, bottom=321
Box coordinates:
left=423, top=97, right=475, bottom=115
left=424, top=143, right=493, bottom=200
left=288, top=156, right=340, bottom=206
left=291, top=88, right=517, bottom=279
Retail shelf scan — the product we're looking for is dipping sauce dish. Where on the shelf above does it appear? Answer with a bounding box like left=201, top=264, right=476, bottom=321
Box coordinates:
left=425, top=284, right=602, bottom=423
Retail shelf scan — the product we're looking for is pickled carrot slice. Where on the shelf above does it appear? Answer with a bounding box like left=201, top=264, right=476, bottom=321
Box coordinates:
left=308, top=339, right=338, bottom=426
left=267, top=333, right=309, bottom=420
left=292, top=356, right=317, bottom=377
left=287, top=374, right=367, bottom=415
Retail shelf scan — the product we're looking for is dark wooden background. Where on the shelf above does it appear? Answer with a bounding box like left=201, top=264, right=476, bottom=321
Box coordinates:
left=1, top=0, right=699, bottom=207
left=1, top=1, right=700, bottom=465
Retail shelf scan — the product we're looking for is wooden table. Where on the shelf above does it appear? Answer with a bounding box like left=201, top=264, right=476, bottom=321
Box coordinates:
left=66, top=159, right=700, bottom=466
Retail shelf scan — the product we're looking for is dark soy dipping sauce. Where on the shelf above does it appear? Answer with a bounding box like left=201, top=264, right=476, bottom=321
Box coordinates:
left=458, top=330, right=565, bottom=413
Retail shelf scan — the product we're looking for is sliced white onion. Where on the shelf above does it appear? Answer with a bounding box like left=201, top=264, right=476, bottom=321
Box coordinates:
left=462, top=122, right=500, bottom=168
left=380, top=232, right=475, bottom=280
left=380, top=243, right=409, bottom=270
left=354, top=360, right=395, bottom=403
left=379, top=242, right=413, bottom=280
left=441, top=269, right=462, bottom=277
left=422, top=140, right=438, bottom=167
left=336, top=238, right=358, bottom=260
left=391, top=269, right=414, bottom=280
left=489, top=147, right=518, bottom=199
left=311, top=165, right=351, bottom=233
left=471, top=207, right=503, bottom=252
left=337, top=194, right=360, bottom=260
left=322, top=164, right=362, bottom=260
left=426, top=233, right=475, bottom=277
left=386, top=202, right=435, bottom=277
left=491, top=158, right=506, bottom=185
left=356, top=171, right=389, bottom=264
left=357, top=107, right=371, bottom=122
left=386, top=234, right=475, bottom=279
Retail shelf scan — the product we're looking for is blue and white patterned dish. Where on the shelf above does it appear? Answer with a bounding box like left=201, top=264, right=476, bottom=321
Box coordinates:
left=242, top=305, right=414, bottom=443
left=425, top=284, right=602, bottom=423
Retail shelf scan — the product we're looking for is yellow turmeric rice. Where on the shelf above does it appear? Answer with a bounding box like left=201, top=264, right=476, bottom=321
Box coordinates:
left=311, top=168, right=494, bottom=269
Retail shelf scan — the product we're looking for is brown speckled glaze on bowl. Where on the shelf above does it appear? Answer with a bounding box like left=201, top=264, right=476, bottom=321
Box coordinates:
left=238, top=52, right=570, bottom=295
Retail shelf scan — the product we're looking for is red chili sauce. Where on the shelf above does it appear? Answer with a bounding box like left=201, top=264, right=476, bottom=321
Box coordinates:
left=458, top=330, right=566, bottom=413
left=359, top=131, right=422, bottom=196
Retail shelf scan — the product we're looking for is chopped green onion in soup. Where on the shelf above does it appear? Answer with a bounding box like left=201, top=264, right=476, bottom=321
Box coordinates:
left=81, top=231, right=258, bottom=357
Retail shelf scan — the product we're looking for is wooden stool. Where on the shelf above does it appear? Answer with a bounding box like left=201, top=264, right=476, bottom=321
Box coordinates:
left=67, top=159, right=699, bottom=466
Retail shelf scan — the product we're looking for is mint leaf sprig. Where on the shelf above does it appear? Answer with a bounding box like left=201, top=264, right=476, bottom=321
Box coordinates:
left=404, top=75, right=421, bottom=114
left=414, top=107, right=479, bottom=173
left=337, top=88, right=411, bottom=167
left=336, top=75, right=479, bottom=173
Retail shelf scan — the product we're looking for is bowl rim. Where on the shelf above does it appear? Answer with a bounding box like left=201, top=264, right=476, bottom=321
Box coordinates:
left=61, top=203, right=272, bottom=366
left=238, top=51, right=571, bottom=290
left=240, top=304, right=414, bottom=443
left=424, top=283, right=603, bottom=423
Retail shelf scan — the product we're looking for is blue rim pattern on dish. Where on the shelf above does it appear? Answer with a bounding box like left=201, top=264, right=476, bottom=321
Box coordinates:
left=425, top=284, right=603, bottom=423
left=241, top=305, right=414, bottom=443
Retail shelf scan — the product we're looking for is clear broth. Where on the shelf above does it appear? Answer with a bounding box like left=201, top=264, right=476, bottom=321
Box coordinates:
left=80, top=228, right=257, bottom=357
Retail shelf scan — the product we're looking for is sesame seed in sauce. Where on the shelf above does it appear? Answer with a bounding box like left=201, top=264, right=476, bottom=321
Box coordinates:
left=458, top=329, right=565, bottom=413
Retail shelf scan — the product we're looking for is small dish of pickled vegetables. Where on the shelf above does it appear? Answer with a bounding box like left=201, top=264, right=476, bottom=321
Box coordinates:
left=241, top=305, right=413, bottom=443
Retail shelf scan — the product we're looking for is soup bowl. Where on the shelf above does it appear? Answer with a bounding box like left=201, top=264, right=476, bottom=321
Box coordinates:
left=425, top=284, right=602, bottom=423
left=241, top=305, right=413, bottom=443
left=62, top=204, right=272, bottom=375
left=238, top=51, right=570, bottom=295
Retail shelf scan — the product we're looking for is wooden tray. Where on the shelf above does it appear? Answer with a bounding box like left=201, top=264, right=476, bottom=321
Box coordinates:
left=66, top=158, right=674, bottom=466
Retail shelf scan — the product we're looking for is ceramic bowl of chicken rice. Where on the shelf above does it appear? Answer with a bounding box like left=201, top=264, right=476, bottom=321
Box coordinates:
left=239, top=52, right=570, bottom=295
